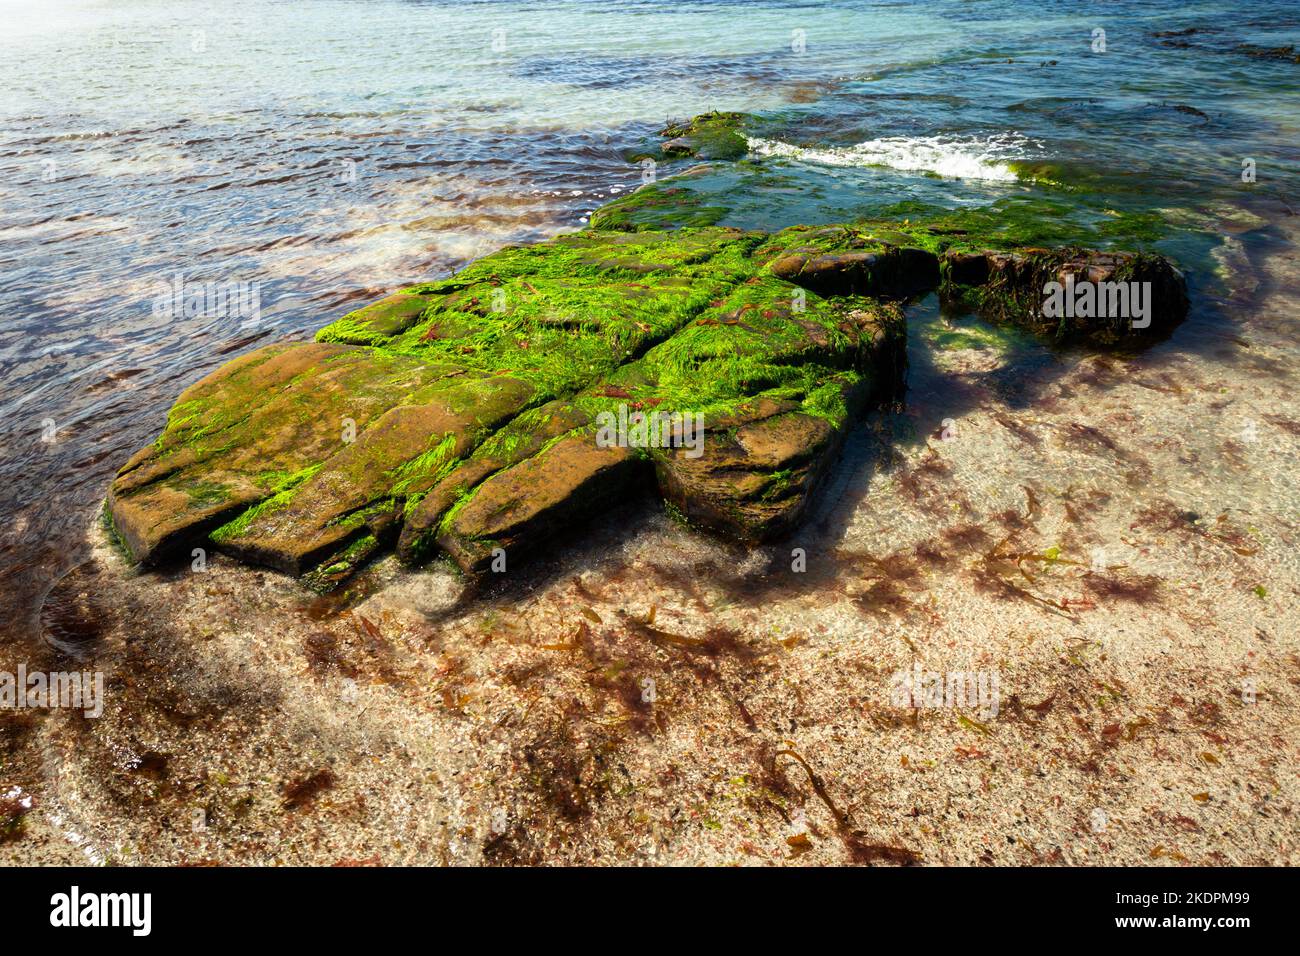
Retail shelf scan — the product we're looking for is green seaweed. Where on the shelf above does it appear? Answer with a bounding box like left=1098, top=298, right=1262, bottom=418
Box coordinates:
left=210, top=464, right=323, bottom=543
left=109, top=125, right=1191, bottom=591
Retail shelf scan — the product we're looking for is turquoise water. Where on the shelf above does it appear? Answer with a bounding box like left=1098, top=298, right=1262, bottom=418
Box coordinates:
left=1, top=0, right=1297, bottom=619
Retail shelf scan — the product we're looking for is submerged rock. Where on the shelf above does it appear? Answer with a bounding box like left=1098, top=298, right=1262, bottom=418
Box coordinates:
left=590, top=179, right=730, bottom=232
left=626, top=111, right=752, bottom=163
left=947, top=247, right=1189, bottom=345
left=658, top=111, right=751, bottom=161
left=105, top=152, right=1190, bottom=588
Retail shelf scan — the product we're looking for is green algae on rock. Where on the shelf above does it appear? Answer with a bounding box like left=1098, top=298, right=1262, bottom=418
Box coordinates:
left=627, top=110, right=752, bottom=163
left=108, top=224, right=912, bottom=585
left=105, top=120, right=1192, bottom=588
left=589, top=178, right=731, bottom=232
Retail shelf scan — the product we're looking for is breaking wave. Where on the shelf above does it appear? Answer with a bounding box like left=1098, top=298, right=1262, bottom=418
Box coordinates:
left=746, top=132, right=1038, bottom=182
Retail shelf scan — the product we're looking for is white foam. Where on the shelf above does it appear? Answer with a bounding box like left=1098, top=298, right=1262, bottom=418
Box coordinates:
left=746, top=132, right=1035, bottom=182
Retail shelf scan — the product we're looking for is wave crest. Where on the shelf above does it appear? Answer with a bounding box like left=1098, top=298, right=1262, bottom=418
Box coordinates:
left=746, top=132, right=1037, bottom=182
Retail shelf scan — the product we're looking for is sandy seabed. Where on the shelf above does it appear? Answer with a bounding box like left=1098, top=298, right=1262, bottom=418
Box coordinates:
left=3, top=215, right=1297, bottom=867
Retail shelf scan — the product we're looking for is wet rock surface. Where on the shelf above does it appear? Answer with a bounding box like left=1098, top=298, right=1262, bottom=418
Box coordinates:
left=631, top=110, right=753, bottom=162
left=106, top=203, right=1189, bottom=589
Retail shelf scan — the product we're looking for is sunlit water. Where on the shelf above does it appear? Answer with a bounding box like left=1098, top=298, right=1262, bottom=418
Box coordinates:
left=1, top=0, right=1298, bottom=632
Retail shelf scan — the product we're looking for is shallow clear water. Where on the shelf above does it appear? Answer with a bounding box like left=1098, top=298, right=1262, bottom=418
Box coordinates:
left=1, top=0, right=1297, bottom=626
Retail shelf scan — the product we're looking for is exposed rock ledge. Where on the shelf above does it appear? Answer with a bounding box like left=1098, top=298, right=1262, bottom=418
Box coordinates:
left=105, top=168, right=1188, bottom=591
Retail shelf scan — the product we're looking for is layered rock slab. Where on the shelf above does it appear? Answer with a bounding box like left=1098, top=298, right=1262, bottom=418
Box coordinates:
left=106, top=216, right=1189, bottom=587
left=107, top=342, right=462, bottom=564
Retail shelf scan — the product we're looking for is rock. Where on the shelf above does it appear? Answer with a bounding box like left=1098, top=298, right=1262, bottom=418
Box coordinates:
left=655, top=410, right=840, bottom=540
left=106, top=207, right=1188, bottom=587
left=941, top=250, right=990, bottom=287
left=211, top=375, right=536, bottom=576
left=589, top=179, right=728, bottom=232
left=656, top=111, right=751, bottom=161
left=941, top=247, right=1189, bottom=345
left=396, top=400, right=593, bottom=564
left=757, top=225, right=940, bottom=298
left=106, top=342, right=457, bottom=565
left=320, top=291, right=436, bottom=345
left=437, top=435, right=645, bottom=574
left=1150, top=30, right=1300, bottom=64
left=1234, top=43, right=1300, bottom=64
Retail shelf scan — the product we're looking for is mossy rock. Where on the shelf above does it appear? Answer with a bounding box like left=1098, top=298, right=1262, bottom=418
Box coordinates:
left=660, top=111, right=751, bottom=161
left=940, top=247, right=1189, bottom=345
left=107, top=203, right=1189, bottom=588
left=589, top=181, right=729, bottom=232
left=318, top=291, right=438, bottom=346
left=626, top=111, right=752, bottom=163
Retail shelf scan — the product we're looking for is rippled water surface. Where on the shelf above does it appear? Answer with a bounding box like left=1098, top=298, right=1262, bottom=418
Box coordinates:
left=1, top=0, right=1298, bottom=629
